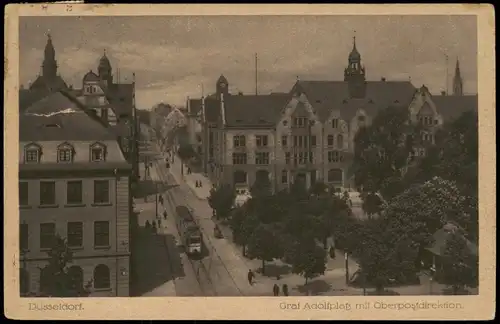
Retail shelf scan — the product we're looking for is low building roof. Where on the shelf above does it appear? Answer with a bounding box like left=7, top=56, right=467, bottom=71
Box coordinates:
left=425, top=223, right=478, bottom=257
left=223, top=93, right=290, bottom=127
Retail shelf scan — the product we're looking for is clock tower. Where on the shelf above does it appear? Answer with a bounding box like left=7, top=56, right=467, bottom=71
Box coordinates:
left=216, top=74, right=229, bottom=100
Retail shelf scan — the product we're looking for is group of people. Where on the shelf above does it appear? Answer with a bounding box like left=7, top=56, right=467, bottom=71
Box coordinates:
left=195, top=180, right=203, bottom=188
left=247, top=270, right=290, bottom=296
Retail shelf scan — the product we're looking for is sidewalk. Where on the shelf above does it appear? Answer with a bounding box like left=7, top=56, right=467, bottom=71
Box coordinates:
left=169, top=154, right=212, bottom=200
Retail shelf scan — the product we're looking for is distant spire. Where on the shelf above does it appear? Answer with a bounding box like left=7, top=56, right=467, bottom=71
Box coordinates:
left=353, top=30, right=357, bottom=50
left=42, top=32, right=57, bottom=79
left=453, top=57, right=463, bottom=96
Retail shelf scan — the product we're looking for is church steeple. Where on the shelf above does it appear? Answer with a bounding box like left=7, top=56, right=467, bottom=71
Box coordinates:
left=344, top=32, right=366, bottom=98
left=42, top=33, right=58, bottom=79
left=452, top=58, right=463, bottom=96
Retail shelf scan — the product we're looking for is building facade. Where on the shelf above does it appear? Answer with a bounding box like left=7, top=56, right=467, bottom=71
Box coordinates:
left=187, top=38, right=477, bottom=193
left=19, top=91, right=132, bottom=297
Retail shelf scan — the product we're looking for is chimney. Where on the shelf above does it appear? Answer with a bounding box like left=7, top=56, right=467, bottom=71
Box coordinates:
left=441, top=91, right=446, bottom=96
left=381, top=77, right=386, bottom=82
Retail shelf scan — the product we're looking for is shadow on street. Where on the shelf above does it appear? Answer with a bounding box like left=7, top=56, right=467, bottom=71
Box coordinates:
left=131, top=226, right=185, bottom=296
left=134, top=179, right=179, bottom=199
left=295, top=279, right=333, bottom=296
left=257, top=263, right=292, bottom=278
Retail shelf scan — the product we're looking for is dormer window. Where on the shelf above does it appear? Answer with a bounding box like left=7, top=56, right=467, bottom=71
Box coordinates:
left=331, top=118, right=339, bottom=129
left=57, top=142, right=74, bottom=163
left=24, top=143, right=41, bottom=164
left=90, top=142, right=106, bottom=162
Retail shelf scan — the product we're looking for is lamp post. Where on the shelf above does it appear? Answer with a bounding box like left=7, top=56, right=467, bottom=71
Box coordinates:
left=345, top=251, right=350, bottom=285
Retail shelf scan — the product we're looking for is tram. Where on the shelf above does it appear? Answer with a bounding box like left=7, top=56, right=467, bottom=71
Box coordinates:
left=175, top=205, right=203, bottom=255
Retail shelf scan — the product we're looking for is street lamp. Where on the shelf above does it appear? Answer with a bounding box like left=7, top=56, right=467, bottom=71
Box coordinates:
left=345, top=251, right=350, bottom=285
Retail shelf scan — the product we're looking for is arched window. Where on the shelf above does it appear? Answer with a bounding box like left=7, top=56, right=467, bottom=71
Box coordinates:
left=20, top=268, right=30, bottom=295
left=233, top=170, right=247, bottom=185
left=327, top=169, right=343, bottom=184
left=24, top=143, right=42, bottom=164
left=57, top=142, right=74, bottom=163
left=90, top=142, right=106, bottom=162
left=93, top=264, right=110, bottom=289
left=337, top=134, right=344, bottom=149
left=67, top=266, right=84, bottom=295
left=327, top=135, right=334, bottom=146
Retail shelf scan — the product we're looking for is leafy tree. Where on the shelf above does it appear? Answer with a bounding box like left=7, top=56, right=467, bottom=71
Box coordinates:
left=177, top=144, right=196, bottom=161
left=441, top=230, right=478, bottom=294
left=285, top=234, right=327, bottom=285
left=309, top=181, right=328, bottom=197
left=39, top=235, right=92, bottom=297
left=361, top=193, right=384, bottom=219
left=246, top=223, right=284, bottom=274
left=307, top=195, right=350, bottom=248
left=352, top=106, right=419, bottom=199
left=289, top=179, right=309, bottom=202
left=383, top=176, right=471, bottom=265
left=250, top=174, right=273, bottom=199
left=208, top=184, right=236, bottom=220
left=356, top=218, right=418, bottom=293
left=230, top=205, right=259, bottom=256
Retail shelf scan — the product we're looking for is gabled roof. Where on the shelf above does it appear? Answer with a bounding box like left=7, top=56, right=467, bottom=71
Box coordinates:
left=425, top=223, right=478, bottom=257
left=19, top=89, right=51, bottom=113
left=224, top=93, right=290, bottom=127
left=431, top=94, right=478, bottom=121
left=295, top=80, right=416, bottom=122
left=29, top=74, right=68, bottom=92
left=21, top=90, right=116, bottom=142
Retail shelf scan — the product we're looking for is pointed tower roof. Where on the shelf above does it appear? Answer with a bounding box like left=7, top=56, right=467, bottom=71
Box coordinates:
left=217, top=74, right=228, bottom=83
left=44, top=33, right=55, bottom=58
left=348, top=34, right=361, bottom=62
left=99, top=50, right=112, bottom=70
left=454, top=58, right=462, bottom=78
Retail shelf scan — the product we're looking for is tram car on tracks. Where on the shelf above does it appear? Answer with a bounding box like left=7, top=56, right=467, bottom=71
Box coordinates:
left=175, top=205, right=203, bottom=255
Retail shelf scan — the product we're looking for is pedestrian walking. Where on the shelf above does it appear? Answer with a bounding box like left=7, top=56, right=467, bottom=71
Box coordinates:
left=163, top=210, right=168, bottom=220
left=145, top=220, right=151, bottom=229
left=159, top=195, right=164, bottom=205
left=247, top=269, right=255, bottom=286
left=329, top=247, right=336, bottom=259
left=158, top=218, right=162, bottom=228
left=152, top=220, right=157, bottom=233
left=273, top=284, right=280, bottom=296
left=282, top=284, right=289, bottom=296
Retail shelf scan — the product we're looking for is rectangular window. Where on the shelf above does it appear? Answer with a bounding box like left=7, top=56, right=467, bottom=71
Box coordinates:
left=19, top=182, right=29, bottom=206
left=39, top=181, right=56, bottom=206
left=298, top=136, right=303, bottom=148
left=233, top=135, right=246, bottom=147
left=58, top=149, right=72, bottom=162
left=255, top=152, right=270, bottom=165
left=293, top=136, right=298, bottom=147
left=256, top=135, right=268, bottom=147
left=91, top=148, right=104, bottom=162
left=25, top=149, right=40, bottom=163
left=298, top=152, right=307, bottom=165
left=67, top=222, right=83, bottom=248
left=94, top=221, right=110, bottom=247
left=20, top=223, right=28, bottom=251
left=285, top=152, right=291, bottom=165
left=328, top=151, right=341, bottom=163
left=332, top=118, right=339, bottom=128
left=327, top=135, right=334, bottom=146
left=281, top=170, right=288, bottom=184
left=293, top=117, right=306, bottom=128
left=232, top=153, right=247, bottom=165
left=93, top=180, right=110, bottom=204
left=40, top=223, right=55, bottom=249
left=309, top=152, right=314, bottom=164
left=281, top=135, right=288, bottom=147
left=311, top=135, right=317, bottom=147
left=66, top=181, right=83, bottom=205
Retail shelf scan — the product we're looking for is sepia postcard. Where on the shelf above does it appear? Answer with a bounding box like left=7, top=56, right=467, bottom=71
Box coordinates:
left=4, top=3, right=496, bottom=321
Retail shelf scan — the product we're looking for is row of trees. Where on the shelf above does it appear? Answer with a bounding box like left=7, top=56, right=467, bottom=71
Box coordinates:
left=350, top=107, right=479, bottom=294
left=209, top=177, right=355, bottom=284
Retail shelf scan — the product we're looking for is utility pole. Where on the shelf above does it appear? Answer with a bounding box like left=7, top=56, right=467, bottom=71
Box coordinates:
left=255, top=53, right=258, bottom=95
left=445, top=54, right=449, bottom=95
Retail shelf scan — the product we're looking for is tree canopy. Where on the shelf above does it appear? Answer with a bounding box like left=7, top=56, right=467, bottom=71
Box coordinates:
left=208, top=184, right=236, bottom=220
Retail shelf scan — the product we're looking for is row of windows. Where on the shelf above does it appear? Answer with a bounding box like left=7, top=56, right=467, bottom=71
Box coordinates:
left=233, top=135, right=269, bottom=148
left=419, top=116, right=438, bottom=126
left=291, top=117, right=348, bottom=129
left=283, top=150, right=344, bottom=164
left=20, top=264, right=111, bottom=294
left=279, top=169, right=343, bottom=184
left=20, top=221, right=110, bottom=251
left=24, top=142, right=107, bottom=164
left=19, top=180, right=110, bottom=207
left=232, top=152, right=270, bottom=165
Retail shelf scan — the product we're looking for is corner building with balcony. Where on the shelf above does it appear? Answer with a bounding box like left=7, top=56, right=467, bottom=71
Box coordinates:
left=19, top=90, right=132, bottom=297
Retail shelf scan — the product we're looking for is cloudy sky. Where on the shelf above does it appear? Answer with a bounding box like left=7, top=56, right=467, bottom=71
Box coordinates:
left=19, top=15, right=477, bottom=110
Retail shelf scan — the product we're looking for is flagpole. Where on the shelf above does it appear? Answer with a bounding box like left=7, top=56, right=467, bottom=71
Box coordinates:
left=255, top=53, right=258, bottom=96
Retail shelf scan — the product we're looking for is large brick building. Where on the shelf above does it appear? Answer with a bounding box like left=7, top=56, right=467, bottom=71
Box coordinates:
left=187, top=37, right=477, bottom=192
left=19, top=90, right=132, bottom=297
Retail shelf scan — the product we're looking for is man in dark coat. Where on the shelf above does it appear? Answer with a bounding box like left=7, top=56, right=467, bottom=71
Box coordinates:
left=273, top=284, right=280, bottom=296
left=247, top=269, right=254, bottom=285
left=282, top=284, right=289, bottom=296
